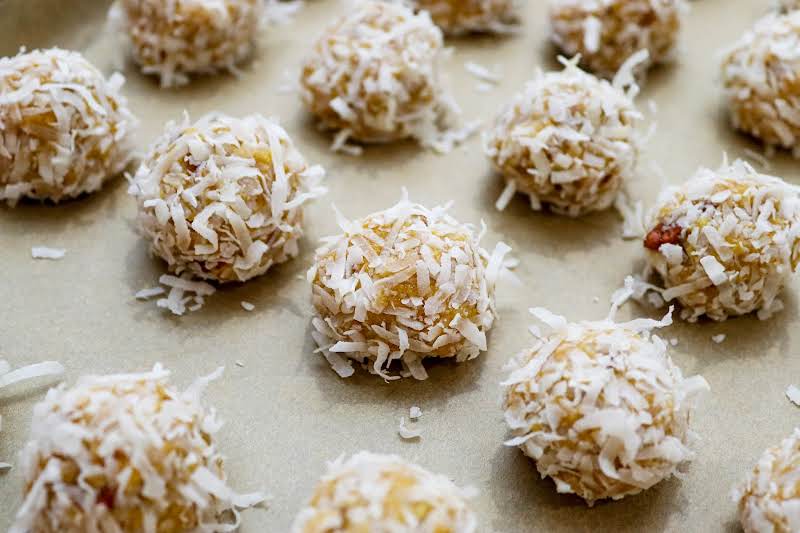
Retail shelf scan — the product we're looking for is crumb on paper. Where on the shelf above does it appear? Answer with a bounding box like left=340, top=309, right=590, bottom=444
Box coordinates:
left=135, top=287, right=165, bottom=300
left=235, top=360, right=244, bottom=368
left=592, top=296, right=600, bottom=303
left=31, top=246, right=65, bottom=260
left=670, top=338, right=678, bottom=347
left=241, top=301, right=255, bottom=311
left=398, top=417, right=421, bottom=440
left=712, top=333, right=726, bottom=344
left=786, top=384, right=800, bottom=407
left=409, top=406, right=422, bottom=419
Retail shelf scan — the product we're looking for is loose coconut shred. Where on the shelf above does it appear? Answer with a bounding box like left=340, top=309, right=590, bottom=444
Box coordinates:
left=0, top=360, right=64, bottom=471
left=501, top=294, right=709, bottom=504
left=292, top=451, right=477, bottom=533
left=0, top=48, right=137, bottom=205
left=720, top=11, right=800, bottom=157
left=549, top=0, right=686, bottom=79
left=733, top=428, right=800, bottom=533
left=299, top=0, right=467, bottom=153
left=485, top=54, right=645, bottom=216
left=129, top=112, right=326, bottom=284
left=108, top=0, right=264, bottom=88
left=409, top=0, right=520, bottom=35
left=10, top=364, right=266, bottom=533
left=643, top=158, right=800, bottom=322
left=308, top=192, right=512, bottom=380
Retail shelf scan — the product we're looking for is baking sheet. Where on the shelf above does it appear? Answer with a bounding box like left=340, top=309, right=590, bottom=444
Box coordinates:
left=1, top=0, right=798, bottom=531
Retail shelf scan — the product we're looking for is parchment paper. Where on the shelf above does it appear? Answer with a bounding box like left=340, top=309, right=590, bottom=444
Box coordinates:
left=1, top=1, right=797, bottom=531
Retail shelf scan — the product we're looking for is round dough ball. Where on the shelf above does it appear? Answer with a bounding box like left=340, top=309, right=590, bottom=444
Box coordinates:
left=733, top=428, right=800, bottom=533
left=109, top=0, right=263, bottom=87
left=299, top=0, right=454, bottom=146
left=721, top=12, right=800, bottom=155
left=308, top=194, right=511, bottom=380
left=549, top=0, right=685, bottom=79
left=643, top=159, right=800, bottom=322
left=10, top=364, right=265, bottom=533
left=410, top=0, right=519, bottom=35
left=502, top=306, right=709, bottom=504
left=484, top=57, right=642, bottom=217
left=0, top=48, right=137, bottom=206
left=292, top=451, right=477, bottom=533
left=129, top=112, right=326, bottom=283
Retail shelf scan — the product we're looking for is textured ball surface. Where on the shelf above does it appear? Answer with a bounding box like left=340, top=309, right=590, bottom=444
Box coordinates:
left=411, top=0, right=519, bottom=35
left=644, top=159, right=800, bottom=322
left=110, top=0, right=263, bottom=87
left=292, top=451, right=477, bottom=533
left=485, top=57, right=642, bottom=216
left=10, top=365, right=265, bottom=533
left=299, top=0, right=453, bottom=146
left=129, top=112, right=326, bottom=283
left=733, top=428, right=800, bottom=533
left=0, top=48, right=136, bottom=205
left=549, top=0, right=684, bottom=79
left=308, top=194, right=510, bottom=380
left=502, top=306, right=708, bottom=504
left=721, top=12, right=800, bottom=155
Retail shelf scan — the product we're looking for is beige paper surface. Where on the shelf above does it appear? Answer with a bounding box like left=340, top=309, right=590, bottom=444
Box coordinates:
left=1, top=0, right=797, bottom=531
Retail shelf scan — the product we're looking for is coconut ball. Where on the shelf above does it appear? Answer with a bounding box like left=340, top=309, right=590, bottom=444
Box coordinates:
left=484, top=57, right=642, bottom=217
left=109, top=0, right=263, bottom=87
left=501, top=304, right=709, bottom=504
left=721, top=12, right=800, bottom=156
left=129, top=112, right=326, bottom=283
left=410, top=0, right=519, bottom=35
left=10, top=364, right=265, bottom=533
left=299, top=0, right=455, bottom=148
left=0, top=48, right=137, bottom=206
left=733, top=428, right=800, bottom=533
left=292, top=451, right=477, bottom=533
left=308, top=193, right=511, bottom=380
left=549, top=0, right=685, bottom=79
left=643, top=159, right=800, bottom=322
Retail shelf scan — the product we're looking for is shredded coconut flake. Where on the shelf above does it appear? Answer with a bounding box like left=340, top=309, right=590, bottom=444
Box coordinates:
left=241, top=301, right=255, bottom=311
left=410, top=406, right=422, bottom=419
left=31, top=247, right=65, bottom=260
left=711, top=333, right=727, bottom=344
left=786, top=384, right=800, bottom=406
left=398, top=417, right=422, bottom=440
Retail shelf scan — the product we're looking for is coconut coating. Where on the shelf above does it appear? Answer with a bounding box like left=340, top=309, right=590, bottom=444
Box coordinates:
left=0, top=48, right=136, bottom=206
left=299, top=0, right=453, bottom=145
left=129, top=112, right=326, bottom=283
left=308, top=194, right=510, bottom=380
left=733, top=429, right=800, bottom=533
left=549, top=0, right=684, bottom=79
left=721, top=12, right=800, bottom=155
left=484, top=57, right=642, bottom=217
left=502, top=306, right=708, bottom=504
left=10, top=365, right=265, bottom=533
left=643, top=159, right=800, bottom=322
left=410, top=0, right=519, bottom=35
left=109, top=0, right=263, bottom=87
left=292, top=452, right=477, bottom=533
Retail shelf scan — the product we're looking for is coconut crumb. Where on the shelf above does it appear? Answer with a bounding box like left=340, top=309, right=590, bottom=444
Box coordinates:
left=135, top=287, right=165, bottom=300
left=398, top=416, right=421, bottom=440
left=235, top=360, right=245, bottom=368
left=145, top=274, right=217, bottom=316
left=464, top=61, right=500, bottom=86
left=409, top=406, right=422, bottom=419
left=670, top=338, right=678, bottom=346
left=31, top=247, right=65, bottom=260
left=263, top=0, right=303, bottom=26
left=241, top=301, right=255, bottom=312
left=614, top=193, right=645, bottom=240
left=786, top=384, right=800, bottom=407
left=711, top=333, right=727, bottom=344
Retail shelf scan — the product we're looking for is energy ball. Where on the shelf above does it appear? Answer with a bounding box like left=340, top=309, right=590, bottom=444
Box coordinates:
left=549, top=0, right=685, bottom=79
left=10, top=364, right=265, bottom=533
left=109, top=0, right=263, bottom=87
left=643, top=159, right=800, bottom=322
left=0, top=48, right=137, bottom=206
left=299, top=0, right=455, bottom=147
left=721, top=12, right=800, bottom=156
left=733, top=428, right=800, bottom=533
left=308, top=193, right=511, bottom=380
left=292, top=451, right=477, bottom=533
left=410, top=0, right=519, bottom=35
left=129, top=112, right=326, bottom=283
left=502, top=303, right=709, bottom=504
left=485, top=56, right=642, bottom=217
